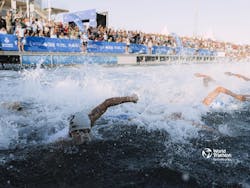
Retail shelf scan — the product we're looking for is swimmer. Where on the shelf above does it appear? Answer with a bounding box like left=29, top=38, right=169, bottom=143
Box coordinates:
left=224, top=72, right=250, bottom=81
left=69, top=94, right=139, bottom=144
left=202, top=86, right=250, bottom=106
left=194, top=73, right=215, bottom=87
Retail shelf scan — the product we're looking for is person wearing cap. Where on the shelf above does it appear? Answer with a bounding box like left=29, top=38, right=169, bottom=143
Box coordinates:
left=202, top=86, right=250, bottom=106
left=69, top=94, right=139, bottom=144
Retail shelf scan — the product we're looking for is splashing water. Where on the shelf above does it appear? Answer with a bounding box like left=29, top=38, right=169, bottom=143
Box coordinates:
left=0, top=62, right=249, bottom=148
left=0, top=62, right=250, bottom=187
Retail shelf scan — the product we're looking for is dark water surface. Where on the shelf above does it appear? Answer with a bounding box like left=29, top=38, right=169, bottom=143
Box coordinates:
left=0, top=116, right=249, bottom=188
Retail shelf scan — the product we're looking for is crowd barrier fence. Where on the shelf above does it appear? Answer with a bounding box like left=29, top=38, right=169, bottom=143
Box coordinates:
left=0, top=34, right=216, bottom=56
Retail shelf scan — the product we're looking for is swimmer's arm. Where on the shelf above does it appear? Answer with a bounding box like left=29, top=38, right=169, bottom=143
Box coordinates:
left=234, top=74, right=250, bottom=81
left=195, top=73, right=214, bottom=80
left=203, top=87, right=246, bottom=106
left=88, top=94, right=139, bottom=127
left=225, top=72, right=250, bottom=81
left=203, top=77, right=215, bottom=87
left=195, top=73, right=214, bottom=87
left=202, top=87, right=223, bottom=106
left=194, top=73, right=211, bottom=78
left=198, top=74, right=208, bottom=78
left=191, top=121, right=216, bottom=133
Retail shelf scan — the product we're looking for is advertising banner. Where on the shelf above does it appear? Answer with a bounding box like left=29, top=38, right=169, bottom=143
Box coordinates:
left=0, top=34, right=19, bottom=51
left=24, top=37, right=82, bottom=52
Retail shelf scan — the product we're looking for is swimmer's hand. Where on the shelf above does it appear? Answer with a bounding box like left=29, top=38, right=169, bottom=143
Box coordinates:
left=235, top=95, right=246, bottom=101
left=131, top=94, right=139, bottom=103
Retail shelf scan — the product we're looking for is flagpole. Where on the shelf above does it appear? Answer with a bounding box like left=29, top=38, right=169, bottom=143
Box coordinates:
left=26, top=0, right=30, bottom=19
left=48, top=0, right=51, bottom=22
left=193, top=0, right=199, bottom=37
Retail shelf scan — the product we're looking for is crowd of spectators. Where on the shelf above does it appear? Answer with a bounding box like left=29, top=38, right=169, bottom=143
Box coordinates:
left=0, top=9, right=249, bottom=59
left=181, top=36, right=250, bottom=60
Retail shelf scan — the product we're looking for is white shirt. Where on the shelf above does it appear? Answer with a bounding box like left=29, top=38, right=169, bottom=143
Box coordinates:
left=16, top=26, right=24, bottom=38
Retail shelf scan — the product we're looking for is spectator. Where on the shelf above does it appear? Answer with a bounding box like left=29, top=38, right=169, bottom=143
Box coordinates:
left=15, top=23, right=25, bottom=51
left=5, top=10, right=12, bottom=34
left=147, top=38, right=153, bottom=54
left=0, top=27, right=7, bottom=34
left=50, top=29, right=57, bottom=38
left=31, top=19, right=38, bottom=35
left=1, top=7, right=250, bottom=59
left=80, top=31, right=88, bottom=52
left=125, top=37, right=130, bottom=54
left=58, top=32, right=65, bottom=39
left=0, top=13, right=6, bottom=30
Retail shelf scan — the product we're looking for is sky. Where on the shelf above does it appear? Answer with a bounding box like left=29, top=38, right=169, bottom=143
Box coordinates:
left=47, top=0, right=250, bottom=44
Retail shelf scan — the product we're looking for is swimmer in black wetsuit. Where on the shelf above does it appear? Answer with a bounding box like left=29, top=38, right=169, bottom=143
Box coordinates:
left=69, top=94, right=139, bottom=144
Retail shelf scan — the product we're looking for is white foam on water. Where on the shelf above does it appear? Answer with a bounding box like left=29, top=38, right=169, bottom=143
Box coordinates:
left=0, top=62, right=250, bottom=148
left=0, top=118, right=19, bottom=149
